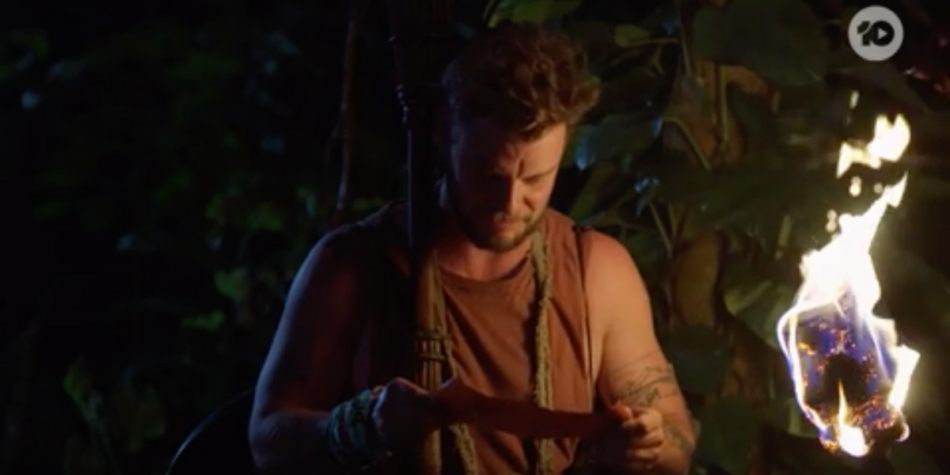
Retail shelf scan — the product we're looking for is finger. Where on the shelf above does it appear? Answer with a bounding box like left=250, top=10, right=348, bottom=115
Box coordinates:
left=620, top=417, right=648, bottom=437
left=629, top=460, right=658, bottom=473
left=610, top=401, right=635, bottom=421
left=639, top=409, right=664, bottom=428
left=629, top=407, right=663, bottom=427
left=626, top=446, right=661, bottom=464
left=630, top=427, right=664, bottom=447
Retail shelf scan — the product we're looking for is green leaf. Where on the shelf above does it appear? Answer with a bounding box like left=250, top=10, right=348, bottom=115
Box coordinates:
left=721, top=262, right=796, bottom=351
left=180, top=310, right=226, bottom=331
left=166, top=52, right=243, bottom=85
left=692, top=0, right=827, bottom=86
left=490, top=0, right=582, bottom=26
left=694, top=397, right=758, bottom=475
left=888, top=442, right=946, bottom=475
left=664, top=325, right=731, bottom=394
left=765, top=396, right=818, bottom=438
left=10, top=29, right=50, bottom=58
left=829, top=51, right=930, bottom=114
left=64, top=357, right=101, bottom=423
left=726, top=84, right=780, bottom=162
left=130, top=386, right=166, bottom=453
left=648, top=153, right=845, bottom=251
left=621, top=229, right=667, bottom=280
left=248, top=202, right=284, bottom=231
left=297, top=187, right=320, bottom=217
left=568, top=161, right=623, bottom=221
left=205, top=193, right=228, bottom=220
left=565, top=21, right=616, bottom=70
left=573, top=113, right=662, bottom=170
left=214, top=269, right=248, bottom=300
left=110, top=382, right=166, bottom=454
left=614, top=25, right=651, bottom=47
left=590, top=68, right=663, bottom=118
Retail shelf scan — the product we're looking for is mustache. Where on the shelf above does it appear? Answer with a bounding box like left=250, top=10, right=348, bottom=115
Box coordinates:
left=484, top=211, right=532, bottom=223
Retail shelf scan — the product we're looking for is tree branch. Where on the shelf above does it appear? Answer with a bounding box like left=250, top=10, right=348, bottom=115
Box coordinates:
left=330, top=0, right=366, bottom=228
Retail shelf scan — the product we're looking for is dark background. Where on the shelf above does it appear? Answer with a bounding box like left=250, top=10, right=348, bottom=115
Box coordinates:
left=3, top=0, right=950, bottom=474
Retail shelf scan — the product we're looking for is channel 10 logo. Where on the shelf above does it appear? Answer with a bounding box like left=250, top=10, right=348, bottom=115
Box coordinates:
left=848, top=6, right=904, bottom=62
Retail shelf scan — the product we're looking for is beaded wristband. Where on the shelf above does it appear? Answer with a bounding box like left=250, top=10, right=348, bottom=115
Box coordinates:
left=326, top=387, right=390, bottom=468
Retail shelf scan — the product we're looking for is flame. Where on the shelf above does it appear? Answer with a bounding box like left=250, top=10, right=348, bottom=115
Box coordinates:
left=836, top=114, right=911, bottom=178
left=776, top=113, right=920, bottom=457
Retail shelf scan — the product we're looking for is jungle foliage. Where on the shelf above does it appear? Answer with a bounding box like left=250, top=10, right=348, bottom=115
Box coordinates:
left=4, top=0, right=950, bottom=474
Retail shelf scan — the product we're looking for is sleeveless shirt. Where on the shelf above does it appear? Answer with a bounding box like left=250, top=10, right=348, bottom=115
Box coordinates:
left=344, top=202, right=595, bottom=475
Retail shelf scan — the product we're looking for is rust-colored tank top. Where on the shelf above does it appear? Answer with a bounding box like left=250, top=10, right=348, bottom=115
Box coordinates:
left=350, top=203, right=594, bottom=475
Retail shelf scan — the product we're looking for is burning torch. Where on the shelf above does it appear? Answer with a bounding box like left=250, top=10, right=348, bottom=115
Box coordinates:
left=775, top=105, right=920, bottom=458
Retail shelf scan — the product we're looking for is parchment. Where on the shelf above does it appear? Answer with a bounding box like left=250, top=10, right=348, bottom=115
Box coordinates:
left=432, top=379, right=627, bottom=439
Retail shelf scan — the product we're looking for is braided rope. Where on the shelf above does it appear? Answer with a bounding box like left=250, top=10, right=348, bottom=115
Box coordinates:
left=529, top=230, right=555, bottom=475
left=424, top=226, right=554, bottom=475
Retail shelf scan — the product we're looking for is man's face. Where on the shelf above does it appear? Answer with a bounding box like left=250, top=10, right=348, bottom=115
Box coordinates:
left=447, top=117, right=566, bottom=252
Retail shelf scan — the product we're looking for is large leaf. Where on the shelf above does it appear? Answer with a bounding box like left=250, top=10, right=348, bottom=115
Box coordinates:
left=490, top=0, right=582, bottom=26
left=614, top=25, right=651, bottom=48
left=663, top=325, right=731, bottom=394
left=568, top=161, right=624, bottom=221
left=830, top=54, right=931, bottom=115
left=109, top=382, right=166, bottom=454
left=692, top=0, right=828, bottom=86
left=721, top=260, right=797, bottom=351
left=765, top=396, right=819, bottom=438
left=565, top=21, right=616, bottom=71
left=726, top=84, right=780, bottom=162
left=694, top=397, right=758, bottom=475
left=63, top=357, right=101, bottom=424
left=648, top=154, right=847, bottom=251
left=669, top=233, right=721, bottom=327
left=573, top=112, right=663, bottom=170
left=621, top=229, right=668, bottom=280
left=590, top=68, right=665, bottom=119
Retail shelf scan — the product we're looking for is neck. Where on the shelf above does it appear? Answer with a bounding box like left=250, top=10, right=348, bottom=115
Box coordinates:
left=433, top=181, right=532, bottom=281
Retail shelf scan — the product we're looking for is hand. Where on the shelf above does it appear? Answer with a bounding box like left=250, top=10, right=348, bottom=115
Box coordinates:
left=370, top=377, right=450, bottom=453
left=598, top=405, right=666, bottom=473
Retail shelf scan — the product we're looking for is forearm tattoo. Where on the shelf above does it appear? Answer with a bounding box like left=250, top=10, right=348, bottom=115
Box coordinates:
left=615, top=364, right=695, bottom=455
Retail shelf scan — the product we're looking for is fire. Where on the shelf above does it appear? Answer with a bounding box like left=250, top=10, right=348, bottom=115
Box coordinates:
left=775, top=111, right=920, bottom=457
left=836, top=112, right=911, bottom=178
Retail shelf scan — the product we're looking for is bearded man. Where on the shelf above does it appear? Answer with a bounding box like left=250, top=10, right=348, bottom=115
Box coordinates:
left=248, top=23, right=696, bottom=475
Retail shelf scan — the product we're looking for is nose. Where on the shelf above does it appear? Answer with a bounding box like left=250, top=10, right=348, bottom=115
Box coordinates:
left=494, top=178, right=521, bottom=216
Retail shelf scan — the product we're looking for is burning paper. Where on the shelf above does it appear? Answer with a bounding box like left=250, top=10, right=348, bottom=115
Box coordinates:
left=775, top=113, right=920, bottom=457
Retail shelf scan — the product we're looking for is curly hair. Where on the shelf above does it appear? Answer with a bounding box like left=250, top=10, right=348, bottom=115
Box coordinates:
left=441, top=23, right=601, bottom=141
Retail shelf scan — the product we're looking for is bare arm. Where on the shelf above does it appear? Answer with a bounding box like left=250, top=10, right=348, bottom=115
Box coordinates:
left=586, top=232, right=696, bottom=475
left=248, top=227, right=369, bottom=474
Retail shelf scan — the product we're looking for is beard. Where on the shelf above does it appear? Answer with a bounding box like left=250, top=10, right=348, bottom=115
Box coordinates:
left=445, top=175, right=543, bottom=252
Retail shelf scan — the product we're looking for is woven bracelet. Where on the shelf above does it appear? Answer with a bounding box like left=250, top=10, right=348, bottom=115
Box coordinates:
left=326, top=387, right=390, bottom=468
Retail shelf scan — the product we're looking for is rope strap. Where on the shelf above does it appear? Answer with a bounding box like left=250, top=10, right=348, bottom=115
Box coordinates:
left=415, top=227, right=555, bottom=475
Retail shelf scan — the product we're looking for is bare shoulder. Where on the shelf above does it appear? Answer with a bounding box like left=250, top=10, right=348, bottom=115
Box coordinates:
left=582, top=229, right=648, bottom=314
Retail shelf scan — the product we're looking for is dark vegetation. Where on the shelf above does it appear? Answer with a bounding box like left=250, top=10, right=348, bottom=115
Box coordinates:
left=4, top=0, right=950, bottom=474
